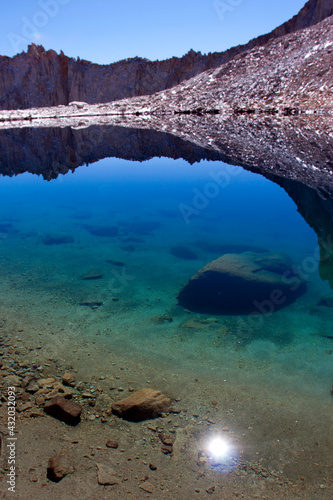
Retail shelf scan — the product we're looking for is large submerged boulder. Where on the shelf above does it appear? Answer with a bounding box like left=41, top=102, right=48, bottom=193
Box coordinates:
left=177, top=252, right=307, bottom=315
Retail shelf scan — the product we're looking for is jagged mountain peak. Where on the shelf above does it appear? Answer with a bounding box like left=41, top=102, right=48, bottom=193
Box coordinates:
left=0, top=0, right=332, bottom=110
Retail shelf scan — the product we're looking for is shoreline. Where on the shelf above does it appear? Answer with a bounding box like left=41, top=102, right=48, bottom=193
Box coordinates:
left=0, top=102, right=331, bottom=131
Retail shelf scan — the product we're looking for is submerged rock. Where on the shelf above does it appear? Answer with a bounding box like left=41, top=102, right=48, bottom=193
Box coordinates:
left=85, top=225, right=119, bottom=237
left=181, top=318, right=212, bottom=330
left=79, top=301, right=103, bottom=309
left=62, top=372, right=76, bottom=386
left=37, top=379, right=73, bottom=400
left=0, top=223, right=14, bottom=233
left=317, top=295, right=333, bottom=307
left=47, top=450, right=74, bottom=482
left=94, top=394, right=113, bottom=414
left=170, top=245, right=198, bottom=260
left=81, top=273, right=103, bottom=280
left=96, top=463, right=119, bottom=486
left=127, top=220, right=161, bottom=235
left=150, top=314, right=173, bottom=324
left=43, top=234, right=74, bottom=245
left=120, top=245, right=136, bottom=252
left=177, top=252, right=306, bottom=315
left=106, top=440, right=119, bottom=449
left=106, top=259, right=125, bottom=267
left=139, top=481, right=154, bottom=493
left=44, top=396, right=82, bottom=425
left=3, top=375, right=21, bottom=386
left=112, top=388, right=171, bottom=421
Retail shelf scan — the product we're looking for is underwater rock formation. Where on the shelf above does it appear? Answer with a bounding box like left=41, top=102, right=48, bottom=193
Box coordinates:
left=170, top=245, right=198, bottom=260
left=42, top=234, right=74, bottom=245
left=177, top=252, right=307, bottom=315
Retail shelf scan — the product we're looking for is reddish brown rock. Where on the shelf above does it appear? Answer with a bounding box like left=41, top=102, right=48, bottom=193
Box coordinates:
left=112, top=388, right=171, bottom=421
left=168, top=407, right=181, bottom=414
left=44, top=396, right=82, bottom=426
left=47, top=450, right=74, bottom=482
left=37, top=380, right=73, bottom=400
left=62, top=372, right=76, bottom=386
left=106, top=440, right=119, bottom=449
left=158, top=432, right=174, bottom=446
left=154, top=434, right=174, bottom=456
left=95, top=393, right=113, bottom=414
left=26, top=381, right=39, bottom=393
left=96, top=463, right=119, bottom=486
left=161, top=444, right=173, bottom=455
left=139, top=481, right=154, bottom=493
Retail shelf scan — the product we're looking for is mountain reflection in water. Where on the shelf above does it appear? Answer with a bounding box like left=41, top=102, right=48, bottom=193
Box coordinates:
left=0, top=114, right=332, bottom=288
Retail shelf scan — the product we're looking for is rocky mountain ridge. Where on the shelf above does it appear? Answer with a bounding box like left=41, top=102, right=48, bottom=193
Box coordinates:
left=1, top=13, right=331, bottom=125
left=93, top=15, right=333, bottom=114
left=0, top=0, right=332, bottom=110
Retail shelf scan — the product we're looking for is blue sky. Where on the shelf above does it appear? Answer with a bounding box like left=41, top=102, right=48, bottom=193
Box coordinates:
left=1, top=0, right=306, bottom=64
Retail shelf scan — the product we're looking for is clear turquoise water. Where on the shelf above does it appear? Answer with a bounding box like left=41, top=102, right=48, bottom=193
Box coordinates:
left=0, top=157, right=332, bottom=395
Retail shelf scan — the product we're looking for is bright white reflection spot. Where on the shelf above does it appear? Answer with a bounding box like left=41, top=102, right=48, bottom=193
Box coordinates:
left=204, top=434, right=239, bottom=472
left=208, top=437, right=229, bottom=460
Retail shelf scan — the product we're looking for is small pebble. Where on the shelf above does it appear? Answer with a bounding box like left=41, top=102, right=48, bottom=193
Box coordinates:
left=207, top=419, right=216, bottom=424
left=139, top=481, right=154, bottom=493
left=169, top=407, right=181, bottom=414
left=106, top=440, right=119, bottom=449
